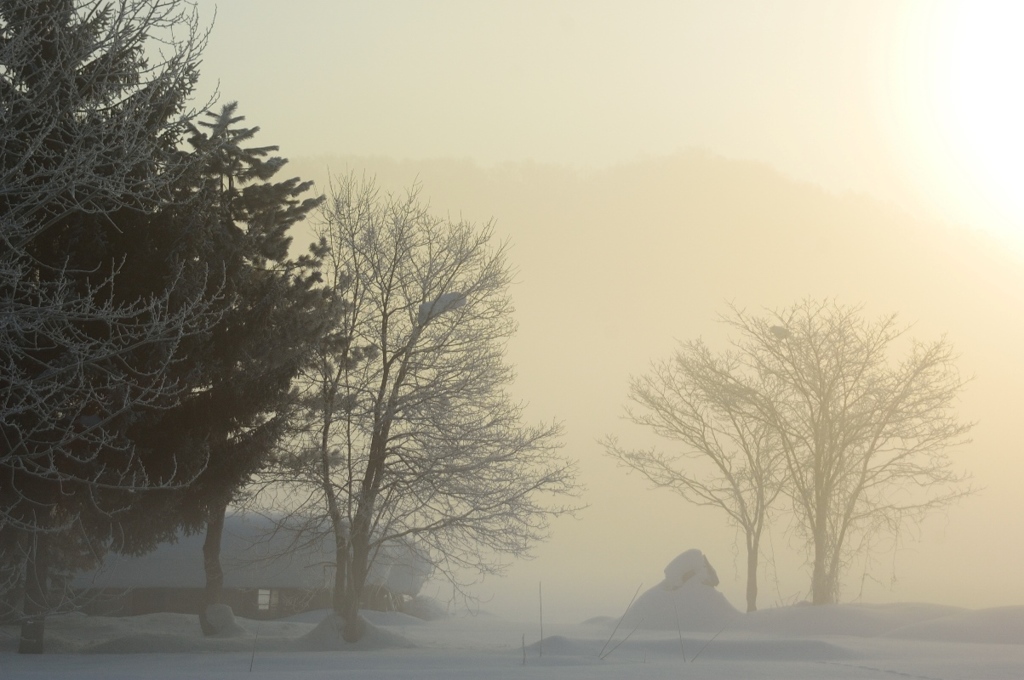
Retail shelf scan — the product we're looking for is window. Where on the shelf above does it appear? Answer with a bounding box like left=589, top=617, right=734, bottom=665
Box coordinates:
left=257, top=589, right=277, bottom=612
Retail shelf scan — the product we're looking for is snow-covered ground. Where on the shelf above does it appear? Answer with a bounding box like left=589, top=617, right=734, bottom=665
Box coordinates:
left=3, top=602, right=1024, bottom=679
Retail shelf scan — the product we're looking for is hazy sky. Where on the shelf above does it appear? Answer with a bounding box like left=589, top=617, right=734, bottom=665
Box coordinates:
left=191, top=1, right=1024, bottom=620
left=195, top=0, right=1024, bottom=253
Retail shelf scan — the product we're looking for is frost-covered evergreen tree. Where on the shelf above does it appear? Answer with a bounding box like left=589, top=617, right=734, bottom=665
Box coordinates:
left=141, top=103, right=328, bottom=635
left=0, top=0, right=213, bottom=652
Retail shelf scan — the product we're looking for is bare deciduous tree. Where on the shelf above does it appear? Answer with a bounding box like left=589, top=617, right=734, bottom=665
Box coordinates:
left=269, top=174, right=578, bottom=642
left=603, top=341, right=787, bottom=612
left=608, top=300, right=972, bottom=607
left=732, top=300, right=973, bottom=604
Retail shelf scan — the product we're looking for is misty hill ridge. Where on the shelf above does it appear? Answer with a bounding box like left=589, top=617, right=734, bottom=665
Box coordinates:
left=288, top=150, right=1023, bottom=342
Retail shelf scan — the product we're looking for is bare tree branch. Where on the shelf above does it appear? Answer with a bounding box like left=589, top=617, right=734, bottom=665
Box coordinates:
left=604, top=339, right=787, bottom=612
left=723, top=299, right=973, bottom=604
left=258, top=173, right=579, bottom=640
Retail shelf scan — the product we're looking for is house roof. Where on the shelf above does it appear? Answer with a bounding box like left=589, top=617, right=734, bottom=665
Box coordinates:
left=73, top=514, right=335, bottom=590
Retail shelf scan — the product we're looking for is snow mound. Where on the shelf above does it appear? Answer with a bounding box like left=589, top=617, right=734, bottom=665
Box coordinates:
left=663, top=549, right=719, bottom=588
left=887, top=605, right=1024, bottom=645
left=39, top=612, right=228, bottom=654
left=676, top=637, right=855, bottom=662
left=625, top=581, right=739, bottom=630
left=75, top=612, right=307, bottom=653
left=204, top=604, right=246, bottom=638
left=279, top=608, right=333, bottom=624
left=297, top=614, right=415, bottom=651
left=622, top=550, right=739, bottom=631
left=526, top=633, right=854, bottom=663
left=737, top=602, right=965, bottom=638
left=361, top=609, right=425, bottom=627
left=86, top=632, right=249, bottom=654
left=526, top=635, right=603, bottom=658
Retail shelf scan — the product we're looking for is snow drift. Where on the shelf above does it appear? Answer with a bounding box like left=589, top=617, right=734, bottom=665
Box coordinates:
left=622, top=549, right=739, bottom=630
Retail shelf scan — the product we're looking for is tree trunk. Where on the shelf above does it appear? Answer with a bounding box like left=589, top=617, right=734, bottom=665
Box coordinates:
left=199, top=499, right=229, bottom=635
left=745, top=536, right=759, bottom=613
left=342, top=517, right=369, bottom=642
left=810, top=523, right=833, bottom=604
left=18, top=535, right=49, bottom=654
left=342, top=422, right=390, bottom=643
left=332, top=533, right=348, bottom=615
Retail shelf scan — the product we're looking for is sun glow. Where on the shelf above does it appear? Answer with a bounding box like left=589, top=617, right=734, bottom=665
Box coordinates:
left=938, top=3, right=1024, bottom=231
left=888, top=2, right=1024, bottom=250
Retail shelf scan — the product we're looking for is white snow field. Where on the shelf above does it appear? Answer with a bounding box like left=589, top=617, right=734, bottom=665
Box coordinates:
left=3, top=602, right=1024, bottom=680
